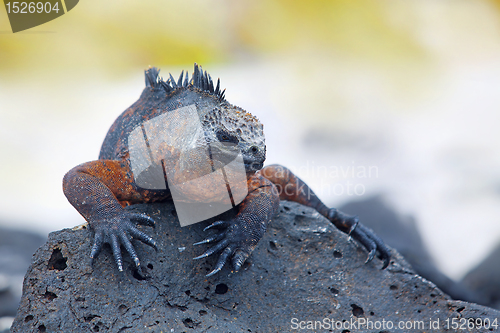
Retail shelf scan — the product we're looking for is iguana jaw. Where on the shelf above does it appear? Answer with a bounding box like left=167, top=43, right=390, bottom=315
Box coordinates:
left=210, top=142, right=264, bottom=173
left=243, top=152, right=265, bottom=173
left=244, top=161, right=264, bottom=173
left=240, top=142, right=265, bottom=173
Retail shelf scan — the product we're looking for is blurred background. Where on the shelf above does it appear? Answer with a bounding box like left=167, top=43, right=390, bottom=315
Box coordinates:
left=1, top=0, right=500, bottom=325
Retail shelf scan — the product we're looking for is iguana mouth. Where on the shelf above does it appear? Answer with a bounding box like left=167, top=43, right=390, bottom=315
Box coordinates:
left=209, top=143, right=263, bottom=172
left=244, top=160, right=264, bottom=172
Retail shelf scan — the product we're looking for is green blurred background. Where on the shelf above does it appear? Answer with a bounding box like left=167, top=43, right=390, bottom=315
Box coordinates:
left=1, top=0, right=500, bottom=281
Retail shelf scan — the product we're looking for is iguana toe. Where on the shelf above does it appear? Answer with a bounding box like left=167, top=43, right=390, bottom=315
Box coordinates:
left=329, top=209, right=391, bottom=269
left=194, top=219, right=259, bottom=276
left=89, top=211, right=156, bottom=271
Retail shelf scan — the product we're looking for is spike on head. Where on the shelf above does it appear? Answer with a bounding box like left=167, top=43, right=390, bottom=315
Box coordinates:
left=146, top=63, right=226, bottom=101
left=169, top=73, right=177, bottom=89
left=177, top=70, right=184, bottom=87
left=143, top=64, right=265, bottom=172
left=145, top=67, right=162, bottom=88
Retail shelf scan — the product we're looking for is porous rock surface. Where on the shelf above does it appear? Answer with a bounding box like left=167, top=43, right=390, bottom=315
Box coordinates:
left=0, top=227, right=45, bottom=318
left=12, top=201, right=500, bottom=332
left=339, top=196, right=484, bottom=305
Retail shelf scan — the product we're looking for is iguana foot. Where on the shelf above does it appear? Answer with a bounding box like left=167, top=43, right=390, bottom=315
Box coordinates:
left=193, top=217, right=262, bottom=276
left=90, top=212, right=157, bottom=271
left=328, top=209, right=391, bottom=269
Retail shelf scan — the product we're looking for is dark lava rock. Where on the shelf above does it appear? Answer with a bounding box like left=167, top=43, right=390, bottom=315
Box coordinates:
left=340, top=196, right=484, bottom=305
left=12, top=201, right=500, bottom=332
left=0, top=226, right=46, bottom=318
left=462, top=242, right=500, bottom=310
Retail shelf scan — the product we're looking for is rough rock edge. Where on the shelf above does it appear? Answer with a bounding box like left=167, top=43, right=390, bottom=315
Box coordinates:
left=12, top=201, right=500, bottom=332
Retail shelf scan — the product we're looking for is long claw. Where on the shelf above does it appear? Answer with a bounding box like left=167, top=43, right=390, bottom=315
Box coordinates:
left=352, top=228, right=375, bottom=249
left=373, top=236, right=391, bottom=269
left=111, top=235, right=123, bottom=272
left=193, top=253, right=206, bottom=260
left=127, top=226, right=158, bottom=250
left=352, top=223, right=391, bottom=269
left=206, top=247, right=233, bottom=277
left=331, top=208, right=391, bottom=269
left=130, top=213, right=155, bottom=228
left=365, top=249, right=376, bottom=263
left=90, top=231, right=104, bottom=262
left=348, top=217, right=359, bottom=236
left=204, top=220, right=228, bottom=232
left=381, top=255, right=390, bottom=269
left=119, top=232, right=141, bottom=268
left=193, top=239, right=210, bottom=246
left=232, top=250, right=247, bottom=272
left=368, top=238, right=391, bottom=268
left=88, top=210, right=157, bottom=272
left=193, top=239, right=229, bottom=260
left=195, top=218, right=260, bottom=276
left=193, top=232, right=225, bottom=246
left=206, top=266, right=222, bottom=277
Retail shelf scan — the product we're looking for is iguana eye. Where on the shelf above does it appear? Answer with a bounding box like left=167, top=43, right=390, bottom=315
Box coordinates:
left=216, top=130, right=238, bottom=144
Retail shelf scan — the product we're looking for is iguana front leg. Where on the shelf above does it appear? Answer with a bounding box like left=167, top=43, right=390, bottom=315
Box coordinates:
left=63, top=160, right=161, bottom=271
left=193, top=174, right=280, bottom=276
left=260, top=164, right=391, bottom=269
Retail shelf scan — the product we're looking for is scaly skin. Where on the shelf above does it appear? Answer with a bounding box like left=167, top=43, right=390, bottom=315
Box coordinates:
left=63, top=64, right=391, bottom=276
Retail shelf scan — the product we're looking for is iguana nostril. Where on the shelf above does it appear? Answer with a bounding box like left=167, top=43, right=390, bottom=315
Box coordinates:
left=250, top=146, right=258, bottom=154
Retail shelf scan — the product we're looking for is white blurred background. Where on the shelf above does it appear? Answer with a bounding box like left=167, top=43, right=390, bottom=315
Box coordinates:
left=1, top=0, right=500, bottom=281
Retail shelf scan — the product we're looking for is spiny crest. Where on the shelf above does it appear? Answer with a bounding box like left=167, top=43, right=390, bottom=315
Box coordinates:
left=145, top=63, right=226, bottom=102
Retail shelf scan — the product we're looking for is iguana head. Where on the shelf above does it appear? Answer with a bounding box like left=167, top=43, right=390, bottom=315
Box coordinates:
left=145, top=64, right=266, bottom=175
left=200, top=105, right=265, bottom=174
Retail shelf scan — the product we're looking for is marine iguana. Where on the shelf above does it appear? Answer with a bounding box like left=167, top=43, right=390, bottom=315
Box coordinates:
left=63, top=64, right=391, bottom=276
